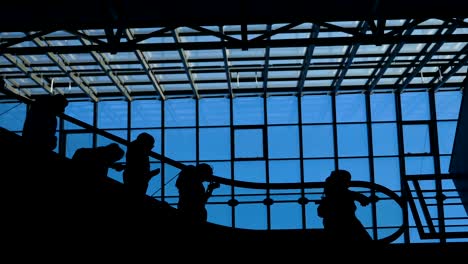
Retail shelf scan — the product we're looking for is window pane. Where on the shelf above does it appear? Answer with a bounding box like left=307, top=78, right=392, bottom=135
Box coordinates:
left=270, top=203, right=302, bottom=229
left=371, top=92, right=396, bottom=121
left=269, top=160, right=300, bottom=183
left=165, top=98, right=196, bottom=127
left=0, top=101, right=26, bottom=131
left=337, top=124, right=368, bottom=157
left=130, top=129, right=161, bottom=154
left=403, top=125, right=430, bottom=154
left=268, top=125, right=299, bottom=158
left=65, top=100, right=93, bottom=130
left=234, top=161, right=266, bottom=183
left=336, top=93, right=366, bottom=122
left=302, top=125, right=334, bottom=157
left=303, top=159, right=335, bottom=183
left=233, top=96, right=264, bottom=125
left=65, top=132, right=92, bottom=158
left=372, top=123, right=399, bottom=156
left=199, top=97, right=230, bottom=126
left=435, top=91, right=462, bottom=120
left=131, top=99, right=161, bottom=128
left=165, top=128, right=196, bottom=161
left=235, top=128, right=263, bottom=158
left=267, top=96, right=298, bottom=124
left=401, top=91, right=430, bottom=121
left=301, top=94, right=332, bottom=123
left=236, top=203, right=267, bottom=230
left=338, top=158, right=370, bottom=182
left=98, top=100, right=127, bottom=129
left=207, top=204, right=232, bottom=226
left=405, top=157, right=434, bottom=175
left=199, top=128, right=230, bottom=160
left=438, top=121, right=457, bottom=154
left=374, top=157, right=401, bottom=191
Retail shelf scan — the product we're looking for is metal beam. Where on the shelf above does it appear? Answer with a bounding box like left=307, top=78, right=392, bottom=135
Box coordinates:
left=30, top=36, right=99, bottom=102
left=366, top=20, right=416, bottom=92
left=5, top=33, right=468, bottom=55
left=125, top=29, right=166, bottom=100
left=172, top=29, right=199, bottom=99
left=397, top=22, right=457, bottom=92
left=297, top=24, right=319, bottom=95
left=79, top=31, right=132, bottom=101
left=219, top=26, right=234, bottom=99
left=332, top=22, right=368, bottom=93
left=2, top=54, right=54, bottom=95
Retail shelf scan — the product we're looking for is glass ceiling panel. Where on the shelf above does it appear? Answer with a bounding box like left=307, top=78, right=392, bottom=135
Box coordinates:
left=156, top=73, right=188, bottom=82
left=356, top=45, right=390, bottom=54
left=82, top=75, right=112, bottom=83
left=304, top=79, right=333, bottom=87
left=268, top=81, right=298, bottom=88
left=162, top=83, right=192, bottom=91
left=384, top=67, right=406, bottom=75
left=10, top=78, right=37, bottom=86
left=120, top=74, right=150, bottom=82
left=47, top=39, right=82, bottom=46
left=194, top=72, right=227, bottom=81
left=269, top=47, right=306, bottom=57
left=385, top=20, right=407, bottom=27
left=180, top=33, right=221, bottom=43
left=341, top=78, right=368, bottom=86
left=126, top=84, right=157, bottom=92
left=419, top=19, right=445, bottom=26
left=103, top=52, right=138, bottom=62
left=399, top=43, right=426, bottom=53
left=190, top=61, right=225, bottom=67
left=453, top=28, right=468, bottom=34
left=313, top=46, right=347, bottom=55
left=228, top=48, right=266, bottom=58
left=376, top=78, right=398, bottom=85
left=62, top=53, right=96, bottom=63
left=22, top=55, right=52, bottom=63
left=328, top=21, right=360, bottom=28
left=307, top=69, right=337, bottom=77
left=145, top=51, right=181, bottom=60
left=150, top=62, right=184, bottom=68
left=271, top=32, right=310, bottom=40
left=197, top=83, right=228, bottom=90
left=34, top=66, right=61, bottom=72
left=140, top=36, right=175, bottom=44
left=346, top=69, right=374, bottom=76
left=268, top=70, right=300, bottom=78
left=186, top=49, right=223, bottom=59
left=412, top=28, right=437, bottom=36
left=233, top=81, right=261, bottom=89
left=132, top=27, right=165, bottom=34
left=230, top=60, right=264, bottom=66
left=438, top=42, right=465, bottom=52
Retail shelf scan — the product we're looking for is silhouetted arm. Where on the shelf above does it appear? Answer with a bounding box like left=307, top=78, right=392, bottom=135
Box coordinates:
left=204, top=182, right=220, bottom=203
left=350, top=191, right=371, bottom=206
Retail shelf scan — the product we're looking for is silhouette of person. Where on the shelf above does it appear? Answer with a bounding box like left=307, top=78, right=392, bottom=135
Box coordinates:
left=22, top=94, right=68, bottom=151
left=317, top=169, right=372, bottom=243
left=122, top=132, right=160, bottom=203
left=175, top=163, right=220, bottom=223
left=72, top=143, right=125, bottom=183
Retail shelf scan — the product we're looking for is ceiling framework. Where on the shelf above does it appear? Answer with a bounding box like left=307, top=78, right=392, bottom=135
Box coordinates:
left=1, top=1, right=468, bottom=101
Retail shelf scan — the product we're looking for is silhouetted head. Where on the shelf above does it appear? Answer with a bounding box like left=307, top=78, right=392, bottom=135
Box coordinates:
left=105, top=143, right=125, bottom=163
left=325, top=169, right=352, bottom=193
left=197, top=163, right=213, bottom=181
left=51, top=94, right=69, bottom=114
left=135, top=132, right=155, bottom=152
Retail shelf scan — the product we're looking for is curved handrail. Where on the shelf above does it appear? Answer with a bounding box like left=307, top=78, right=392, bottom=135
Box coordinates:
left=59, top=113, right=405, bottom=244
